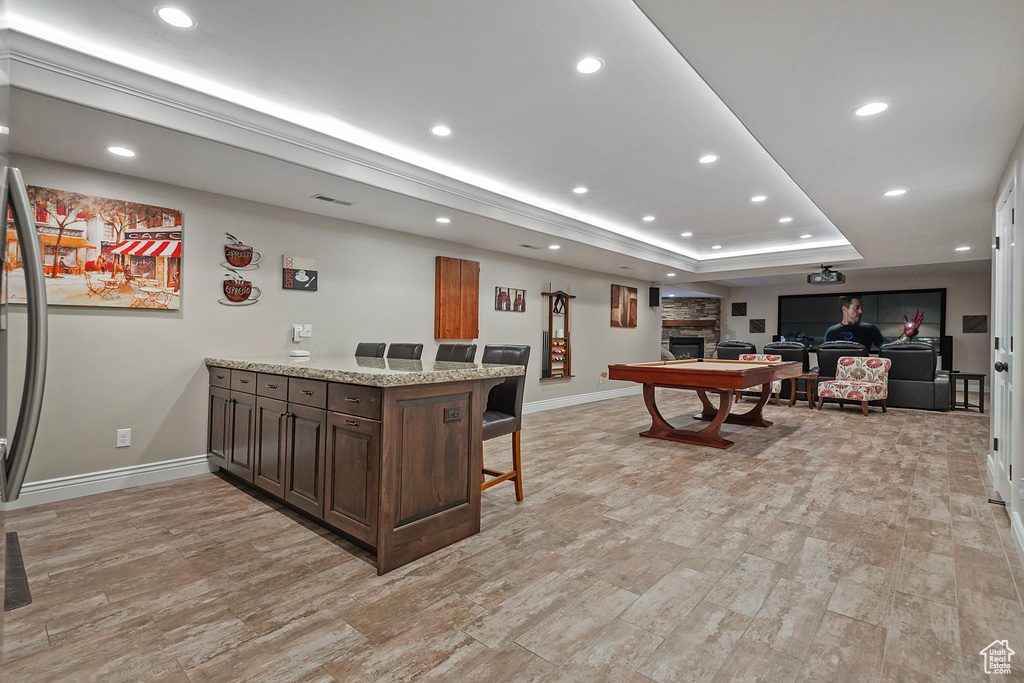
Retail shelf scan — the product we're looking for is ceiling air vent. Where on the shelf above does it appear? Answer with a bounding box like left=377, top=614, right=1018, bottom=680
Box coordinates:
left=312, top=194, right=354, bottom=207
left=518, top=244, right=541, bottom=250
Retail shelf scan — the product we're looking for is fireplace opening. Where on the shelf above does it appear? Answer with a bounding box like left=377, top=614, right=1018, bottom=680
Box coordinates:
left=669, top=337, right=705, bottom=359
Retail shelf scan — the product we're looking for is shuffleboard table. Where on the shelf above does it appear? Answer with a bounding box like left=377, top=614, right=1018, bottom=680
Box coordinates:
left=607, top=358, right=803, bottom=448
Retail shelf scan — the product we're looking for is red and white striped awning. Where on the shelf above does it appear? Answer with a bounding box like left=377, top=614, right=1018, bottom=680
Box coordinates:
left=104, top=240, right=181, bottom=258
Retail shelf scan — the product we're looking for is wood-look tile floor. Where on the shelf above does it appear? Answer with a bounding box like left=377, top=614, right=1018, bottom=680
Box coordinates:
left=4, top=389, right=1022, bottom=682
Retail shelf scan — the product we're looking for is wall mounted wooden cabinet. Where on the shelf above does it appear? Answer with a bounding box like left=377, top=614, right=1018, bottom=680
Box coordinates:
left=435, top=256, right=479, bottom=339
left=542, top=290, right=575, bottom=380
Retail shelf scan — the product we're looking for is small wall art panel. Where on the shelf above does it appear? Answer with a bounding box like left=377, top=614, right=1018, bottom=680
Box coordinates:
left=7, top=185, right=182, bottom=309
left=611, top=284, right=638, bottom=328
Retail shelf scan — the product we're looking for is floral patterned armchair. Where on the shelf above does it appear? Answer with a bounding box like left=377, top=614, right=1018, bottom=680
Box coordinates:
left=738, top=354, right=782, bottom=405
left=816, top=356, right=891, bottom=415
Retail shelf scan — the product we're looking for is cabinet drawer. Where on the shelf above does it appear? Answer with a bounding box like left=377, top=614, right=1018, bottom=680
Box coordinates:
left=231, top=370, right=257, bottom=393
left=289, top=377, right=328, bottom=409
left=327, top=383, right=382, bottom=420
left=256, top=373, right=288, bottom=400
left=209, top=366, right=231, bottom=388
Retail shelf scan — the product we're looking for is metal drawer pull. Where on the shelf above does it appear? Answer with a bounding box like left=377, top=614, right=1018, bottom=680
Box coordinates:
left=266, top=384, right=278, bottom=389
left=301, top=389, right=314, bottom=395
left=215, top=374, right=226, bottom=380
left=345, top=420, right=359, bottom=427
left=238, top=379, right=249, bottom=384
left=345, top=397, right=360, bottom=403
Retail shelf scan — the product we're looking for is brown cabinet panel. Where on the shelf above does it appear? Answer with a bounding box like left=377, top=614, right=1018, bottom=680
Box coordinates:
left=324, top=412, right=380, bottom=545
left=208, top=386, right=231, bottom=467
left=227, top=392, right=256, bottom=482
left=256, top=373, right=288, bottom=400
left=231, top=370, right=257, bottom=394
left=209, top=367, right=231, bottom=389
left=434, top=256, right=479, bottom=339
left=285, top=403, right=326, bottom=517
left=288, top=377, right=328, bottom=409
left=327, top=383, right=381, bottom=419
left=254, top=396, right=288, bottom=498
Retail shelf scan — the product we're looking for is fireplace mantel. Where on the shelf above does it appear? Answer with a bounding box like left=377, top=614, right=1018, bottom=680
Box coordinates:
left=662, top=320, right=716, bottom=328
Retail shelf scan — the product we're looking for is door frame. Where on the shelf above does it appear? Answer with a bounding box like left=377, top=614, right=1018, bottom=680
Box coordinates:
left=991, top=171, right=1015, bottom=502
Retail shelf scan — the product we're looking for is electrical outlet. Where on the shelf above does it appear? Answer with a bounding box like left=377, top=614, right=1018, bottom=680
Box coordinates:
left=302, top=324, right=313, bottom=338
left=116, top=428, right=131, bottom=448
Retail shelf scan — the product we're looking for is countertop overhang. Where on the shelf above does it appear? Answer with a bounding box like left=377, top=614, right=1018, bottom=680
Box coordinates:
left=205, top=355, right=524, bottom=387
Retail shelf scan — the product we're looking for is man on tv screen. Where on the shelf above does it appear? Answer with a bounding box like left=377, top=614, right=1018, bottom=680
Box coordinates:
left=824, top=294, right=923, bottom=350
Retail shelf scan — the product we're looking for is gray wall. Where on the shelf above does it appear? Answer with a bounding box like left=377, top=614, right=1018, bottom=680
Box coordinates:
left=7, top=155, right=660, bottom=482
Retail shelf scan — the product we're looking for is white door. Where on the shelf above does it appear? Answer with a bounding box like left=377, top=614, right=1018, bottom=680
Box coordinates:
left=993, top=183, right=1014, bottom=501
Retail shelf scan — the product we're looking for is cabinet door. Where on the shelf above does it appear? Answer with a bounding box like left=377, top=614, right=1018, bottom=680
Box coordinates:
left=254, top=396, right=288, bottom=498
left=324, top=412, right=380, bottom=546
left=285, top=403, right=326, bottom=517
left=208, top=386, right=231, bottom=468
left=227, top=391, right=256, bottom=482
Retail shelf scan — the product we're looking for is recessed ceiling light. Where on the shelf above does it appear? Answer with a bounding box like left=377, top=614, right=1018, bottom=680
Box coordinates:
left=155, top=6, right=196, bottom=28
left=575, top=57, right=604, bottom=74
left=711, top=245, right=722, bottom=250
left=573, top=186, right=588, bottom=194
left=106, top=146, right=135, bottom=157
left=642, top=215, right=655, bottom=222
left=884, top=189, right=907, bottom=197
left=431, top=125, right=452, bottom=137
left=800, top=234, right=812, bottom=239
left=667, top=273, right=676, bottom=277
left=435, top=217, right=450, bottom=224
left=854, top=102, right=889, bottom=117
left=699, top=154, right=719, bottom=164
left=751, top=195, right=767, bottom=202
left=778, top=217, right=793, bottom=223
left=680, top=232, right=693, bottom=237
left=668, top=294, right=676, bottom=297
left=549, top=245, right=560, bottom=250
left=955, top=246, right=971, bottom=251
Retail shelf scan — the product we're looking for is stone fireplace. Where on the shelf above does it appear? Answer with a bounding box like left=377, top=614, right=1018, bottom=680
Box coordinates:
left=660, top=297, right=721, bottom=358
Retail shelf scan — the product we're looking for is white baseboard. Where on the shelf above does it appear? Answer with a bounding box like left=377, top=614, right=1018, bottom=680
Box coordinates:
left=0, top=454, right=212, bottom=511
left=3, top=387, right=644, bottom=510
left=1012, top=510, right=1024, bottom=570
left=523, top=384, right=642, bottom=414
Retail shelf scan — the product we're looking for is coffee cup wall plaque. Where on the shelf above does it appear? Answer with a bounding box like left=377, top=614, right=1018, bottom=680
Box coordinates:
left=222, top=232, right=263, bottom=270
left=219, top=233, right=263, bottom=306
left=220, top=269, right=262, bottom=306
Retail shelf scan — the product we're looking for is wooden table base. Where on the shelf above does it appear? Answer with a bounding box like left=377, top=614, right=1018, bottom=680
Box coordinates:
left=639, top=382, right=774, bottom=449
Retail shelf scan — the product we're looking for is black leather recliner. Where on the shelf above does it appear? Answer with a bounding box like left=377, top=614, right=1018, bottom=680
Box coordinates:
left=716, top=340, right=756, bottom=360
left=764, top=341, right=810, bottom=400
left=481, top=344, right=530, bottom=501
left=435, top=343, right=477, bottom=363
left=879, top=341, right=951, bottom=411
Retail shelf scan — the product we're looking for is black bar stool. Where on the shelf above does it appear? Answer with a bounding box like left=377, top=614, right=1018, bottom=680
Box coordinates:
left=480, top=344, right=530, bottom=500
left=354, top=342, right=385, bottom=358
left=435, top=343, right=477, bottom=362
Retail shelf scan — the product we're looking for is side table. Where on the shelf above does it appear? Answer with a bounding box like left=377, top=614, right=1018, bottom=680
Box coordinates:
left=789, top=372, right=818, bottom=408
left=951, top=372, right=986, bottom=413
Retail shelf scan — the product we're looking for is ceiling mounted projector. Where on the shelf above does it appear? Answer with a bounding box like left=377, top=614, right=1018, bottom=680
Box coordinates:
left=807, top=264, right=846, bottom=285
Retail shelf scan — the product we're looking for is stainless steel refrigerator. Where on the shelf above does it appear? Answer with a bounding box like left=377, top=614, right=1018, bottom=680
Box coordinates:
left=0, top=5, right=50, bottom=639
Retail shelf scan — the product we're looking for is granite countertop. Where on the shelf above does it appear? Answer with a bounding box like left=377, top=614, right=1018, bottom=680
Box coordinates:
left=205, top=355, right=524, bottom=387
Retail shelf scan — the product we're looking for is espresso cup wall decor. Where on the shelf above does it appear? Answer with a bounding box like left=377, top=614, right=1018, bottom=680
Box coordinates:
left=221, top=272, right=262, bottom=304
left=224, top=244, right=263, bottom=268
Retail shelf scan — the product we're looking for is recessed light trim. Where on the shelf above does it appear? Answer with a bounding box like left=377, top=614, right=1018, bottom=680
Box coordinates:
left=430, top=125, right=452, bottom=137
left=884, top=189, right=907, bottom=197
left=575, top=57, right=604, bottom=74
left=800, top=234, right=812, bottom=239
left=699, top=154, right=719, bottom=164
left=854, top=102, right=889, bottom=117
left=955, top=246, right=971, bottom=251
left=572, top=186, right=588, bottom=194
left=711, top=245, right=722, bottom=250
left=642, top=215, right=655, bottom=222
left=106, top=145, right=136, bottom=157
left=435, top=217, right=450, bottom=224
left=667, top=273, right=676, bottom=277
left=778, top=217, right=793, bottom=223
left=751, top=195, right=767, bottom=202
left=155, top=6, right=196, bottom=28
left=681, top=232, right=693, bottom=237
left=549, top=245, right=560, bottom=250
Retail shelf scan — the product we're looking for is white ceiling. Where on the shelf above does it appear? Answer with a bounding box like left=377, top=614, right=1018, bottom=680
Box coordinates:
left=6, top=0, right=1018, bottom=290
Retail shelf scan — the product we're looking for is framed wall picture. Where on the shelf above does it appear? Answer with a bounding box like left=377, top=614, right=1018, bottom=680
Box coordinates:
left=495, top=287, right=526, bottom=312
left=7, top=185, right=183, bottom=309
left=611, top=284, right=638, bottom=327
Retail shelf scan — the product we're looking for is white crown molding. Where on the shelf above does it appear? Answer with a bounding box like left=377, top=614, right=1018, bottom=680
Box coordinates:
left=9, top=30, right=852, bottom=275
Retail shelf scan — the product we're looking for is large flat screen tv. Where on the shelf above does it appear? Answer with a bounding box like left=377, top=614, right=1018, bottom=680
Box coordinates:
left=777, top=288, right=946, bottom=352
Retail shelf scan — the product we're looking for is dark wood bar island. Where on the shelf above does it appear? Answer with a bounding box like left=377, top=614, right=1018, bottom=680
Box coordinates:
left=205, top=355, right=524, bottom=574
